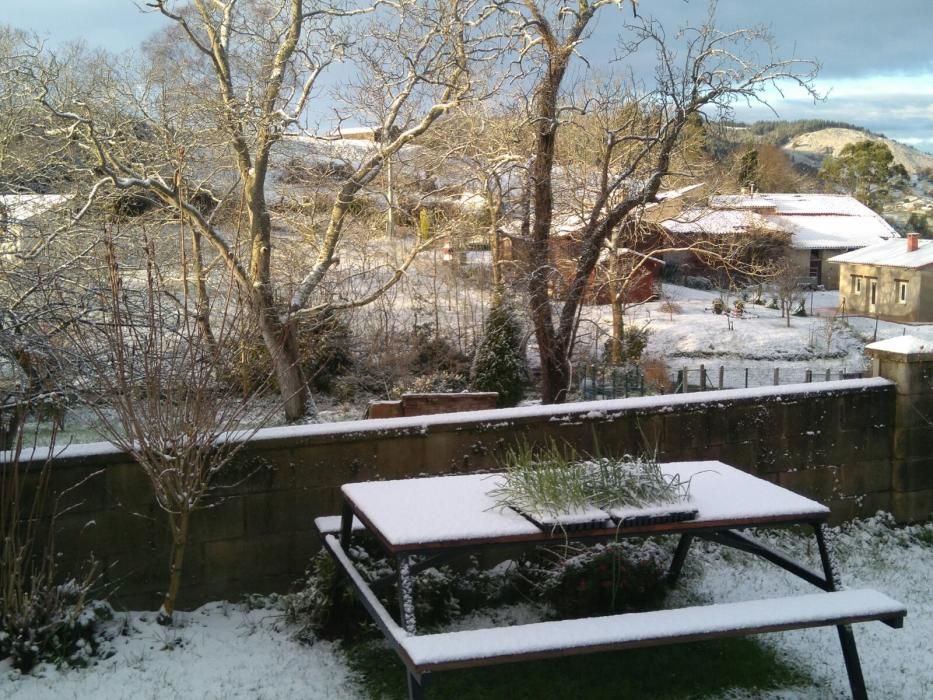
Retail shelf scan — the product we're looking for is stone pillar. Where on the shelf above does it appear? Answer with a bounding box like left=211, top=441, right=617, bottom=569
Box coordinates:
left=866, top=335, right=933, bottom=521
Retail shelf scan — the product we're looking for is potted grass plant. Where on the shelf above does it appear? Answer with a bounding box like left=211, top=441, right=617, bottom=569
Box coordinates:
left=488, top=440, right=696, bottom=531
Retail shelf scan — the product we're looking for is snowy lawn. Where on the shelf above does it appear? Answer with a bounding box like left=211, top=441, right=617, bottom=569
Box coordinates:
left=573, top=284, right=913, bottom=390
left=3, top=516, right=930, bottom=699
left=1, top=601, right=362, bottom=700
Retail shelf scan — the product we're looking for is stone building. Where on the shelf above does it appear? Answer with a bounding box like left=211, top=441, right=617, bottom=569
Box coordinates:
left=662, top=192, right=899, bottom=289
left=829, top=233, right=933, bottom=321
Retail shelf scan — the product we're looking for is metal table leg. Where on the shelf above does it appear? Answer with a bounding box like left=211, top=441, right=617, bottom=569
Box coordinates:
left=396, top=554, right=424, bottom=699
left=815, top=523, right=869, bottom=700
left=340, top=500, right=354, bottom=547
left=668, top=533, right=694, bottom=585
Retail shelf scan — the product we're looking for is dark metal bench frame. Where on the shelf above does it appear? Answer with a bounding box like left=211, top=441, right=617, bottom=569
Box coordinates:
left=317, top=477, right=906, bottom=700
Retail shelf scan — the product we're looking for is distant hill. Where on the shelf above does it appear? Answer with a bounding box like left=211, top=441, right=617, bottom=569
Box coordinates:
left=716, top=120, right=933, bottom=181
left=782, top=128, right=933, bottom=179
left=722, top=119, right=870, bottom=147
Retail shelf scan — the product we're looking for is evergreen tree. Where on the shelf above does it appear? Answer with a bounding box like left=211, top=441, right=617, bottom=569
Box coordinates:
left=471, top=289, right=528, bottom=407
left=907, top=213, right=930, bottom=238
left=819, top=140, right=908, bottom=213
left=737, top=147, right=760, bottom=189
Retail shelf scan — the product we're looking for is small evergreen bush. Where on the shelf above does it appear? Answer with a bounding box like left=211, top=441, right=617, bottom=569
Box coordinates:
left=470, top=290, right=528, bottom=407
left=520, top=540, right=669, bottom=616
left=602, top=325, right=650, bottom=365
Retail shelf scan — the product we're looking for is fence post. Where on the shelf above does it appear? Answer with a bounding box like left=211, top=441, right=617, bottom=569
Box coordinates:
left=805, top=369, right=812, bottom=383
left=683, top=366, right=689, bottom=393
left=718, top=366, right=725, bottom=390
left=700, top=364, right=707, bottom=391
left=773, top=367, right=780, bottom=385
left=745, top=367, right=749, bottom=388
left=825, top=369, right=831, bottom=381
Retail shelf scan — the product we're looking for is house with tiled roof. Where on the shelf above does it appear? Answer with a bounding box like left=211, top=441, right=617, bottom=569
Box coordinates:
left=661, top=193, right=899, bottom=289
left=829, top=233, right=933, bottom=322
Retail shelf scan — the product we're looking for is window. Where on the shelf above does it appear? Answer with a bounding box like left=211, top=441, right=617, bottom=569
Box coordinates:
left=854, top=276, right=862, bottom=294
left=898, top=280, right=908, bottom=304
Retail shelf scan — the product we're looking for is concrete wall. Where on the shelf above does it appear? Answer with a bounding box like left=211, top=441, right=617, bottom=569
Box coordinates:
left=20, top=377, right=904, bottom=611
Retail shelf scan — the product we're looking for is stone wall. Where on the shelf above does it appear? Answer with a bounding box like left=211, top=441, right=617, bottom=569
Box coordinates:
left=21, top=377, right=901, bottom=610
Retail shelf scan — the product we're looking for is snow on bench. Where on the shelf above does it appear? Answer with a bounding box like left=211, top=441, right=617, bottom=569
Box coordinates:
left=322, top=534, right=906, bottom=679
left=400, top=589, right=906, bottom=673
left=314, top=515, right=364, bottom=535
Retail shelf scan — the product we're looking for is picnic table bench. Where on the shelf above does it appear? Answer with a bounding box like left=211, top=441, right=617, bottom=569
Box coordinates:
left=317, top=461, right=906, bottom=700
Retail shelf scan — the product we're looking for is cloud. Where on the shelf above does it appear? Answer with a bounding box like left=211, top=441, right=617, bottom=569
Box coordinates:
left=731, top=73, right=933, bottom=153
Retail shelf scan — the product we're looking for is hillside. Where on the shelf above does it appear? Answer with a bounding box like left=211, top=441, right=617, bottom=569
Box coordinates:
left=783, top=128, right=933, bottom=179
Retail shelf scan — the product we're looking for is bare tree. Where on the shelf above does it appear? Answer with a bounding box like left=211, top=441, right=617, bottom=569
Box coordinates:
left=773, top=261, right=807, bottom=327
left=498, top=1, right=817, bottom=402
left=33, top=0, right=503, bottom=420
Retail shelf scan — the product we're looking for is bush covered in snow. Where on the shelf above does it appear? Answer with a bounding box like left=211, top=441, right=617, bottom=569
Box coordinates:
left=1, top=588, right=113, bottom=673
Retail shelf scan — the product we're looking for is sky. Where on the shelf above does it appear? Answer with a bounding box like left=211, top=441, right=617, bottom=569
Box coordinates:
left=5, top=0, right=933, bottom=152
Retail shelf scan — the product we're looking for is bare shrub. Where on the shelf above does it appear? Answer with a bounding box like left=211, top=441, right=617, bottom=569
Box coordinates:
left=1, top=417, right=102, bottom=672
left=640, top=357, right=673, bottom=394
left=71, top=231, right=280, bottom=624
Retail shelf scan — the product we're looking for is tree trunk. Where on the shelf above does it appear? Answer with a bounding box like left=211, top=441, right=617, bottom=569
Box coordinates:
left=190, top=228, right=218, bottom=352
left=158, top=509, right=190, bottom=625
left=255, top=307, right=307, bottom=420
left=242, top=174, right=308, bottom=419
left=610, top=295, right=624, bottom=365
left=528, top=61, right=571, bottom=404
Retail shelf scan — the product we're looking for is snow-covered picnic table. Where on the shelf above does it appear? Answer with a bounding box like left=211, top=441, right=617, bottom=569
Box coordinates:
left=318, top=461, right=905, bottom=700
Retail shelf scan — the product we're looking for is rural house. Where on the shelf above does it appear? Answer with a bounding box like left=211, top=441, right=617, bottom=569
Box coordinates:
left=496, top=184, right=701, bottom=304
left=0, top=194, right=71, bottom=258
left=661, top=192, right=899, bottom=289
left=829, top=233, right=933, bottom=322
left=497, top=214, right=667, bottom=304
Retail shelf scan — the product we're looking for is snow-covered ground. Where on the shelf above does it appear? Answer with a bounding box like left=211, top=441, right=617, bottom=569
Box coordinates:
left=575, top=285, right=902, bottom=389
left=3, top=516, right=930, bottom=699
left=1, top=602, right=362, bottom=700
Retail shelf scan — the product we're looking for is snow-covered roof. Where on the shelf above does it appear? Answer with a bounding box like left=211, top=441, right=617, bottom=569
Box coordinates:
left=0, top=194, right=70, bottom=223
left=653, top=183, right=705, bottom=203
left=330, top=126, right=375, bottom=138
left=828, top=238, right=933, bottom=269
left=709, top=194, right=778, bottom=209
left=662, top=207, right=785, bottom=236
left=663, top=193, right=898, bottom=251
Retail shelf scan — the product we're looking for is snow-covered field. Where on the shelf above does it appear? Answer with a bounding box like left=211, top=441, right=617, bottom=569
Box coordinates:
left=2, top=516, right=930, bottom=699
left=576, top=284, right=929, bottom=390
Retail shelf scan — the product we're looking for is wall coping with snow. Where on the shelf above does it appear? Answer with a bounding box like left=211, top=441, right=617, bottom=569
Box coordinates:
left=17, top=377, right=894, bottom=467
left=866, top=335, right=933, bottom=361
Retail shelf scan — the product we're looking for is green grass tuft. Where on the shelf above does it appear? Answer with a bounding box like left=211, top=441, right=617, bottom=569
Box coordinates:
left=345, top=635, right=812, bottom=699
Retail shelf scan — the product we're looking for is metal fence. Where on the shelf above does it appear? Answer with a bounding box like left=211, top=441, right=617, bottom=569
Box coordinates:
left=574, top=365, right=647, bottom=400
left=671, top=365, right=865, bottom=393
left=570, top=362, right=866, bottom=400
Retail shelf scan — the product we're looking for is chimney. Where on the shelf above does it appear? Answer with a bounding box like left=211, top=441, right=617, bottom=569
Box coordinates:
left=907, top=232, right=920, bottom=252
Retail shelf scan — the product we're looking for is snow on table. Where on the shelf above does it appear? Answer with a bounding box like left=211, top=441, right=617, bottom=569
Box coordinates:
left=340, top=461, right=830, bottom=549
